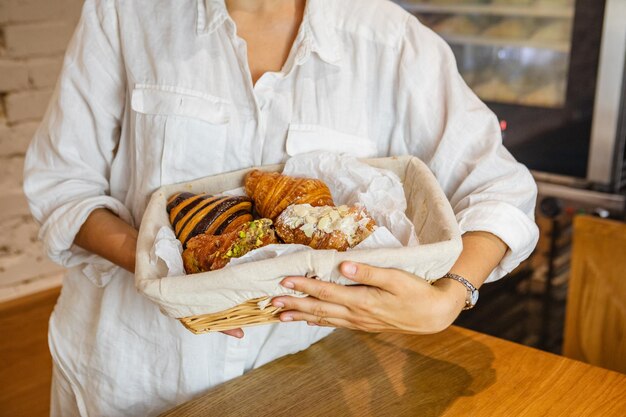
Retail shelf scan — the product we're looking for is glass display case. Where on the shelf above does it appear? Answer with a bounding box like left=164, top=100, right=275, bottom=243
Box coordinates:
left=395, top=0, right=626, bottom=354
left=395, top=0, right=626, bottom=201
left=405, top=0, right=575, bottom=108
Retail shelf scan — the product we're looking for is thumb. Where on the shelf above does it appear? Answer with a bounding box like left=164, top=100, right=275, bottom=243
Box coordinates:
left=340, top=262, right=385, bottom=288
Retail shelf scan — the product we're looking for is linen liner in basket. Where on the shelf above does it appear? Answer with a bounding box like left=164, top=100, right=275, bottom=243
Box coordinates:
left=135, top=156, right=463, bottom=334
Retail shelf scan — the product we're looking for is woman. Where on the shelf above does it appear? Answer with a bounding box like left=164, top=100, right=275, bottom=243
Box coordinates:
left=24, top=0, right=538, bottom=415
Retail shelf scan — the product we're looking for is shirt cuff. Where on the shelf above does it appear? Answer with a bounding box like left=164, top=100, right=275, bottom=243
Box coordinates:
left=38, top=195, right=134, bottom=287
left=456, top=201, right=539, bottom=283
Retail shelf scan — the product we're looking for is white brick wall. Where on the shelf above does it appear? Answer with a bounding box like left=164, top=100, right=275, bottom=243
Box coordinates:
left=0, top=59, right=29, bottom=91
left=4, top=21, right=75, bottom=57
left=0, top=0, right=84, bottom=302
left=27, top=57, right=64, bottom=88
left=5, top=89, right=53, bottom=122
left=0, top=120, right=39, bottom=157
left=2, top=0, right=82, bottom=23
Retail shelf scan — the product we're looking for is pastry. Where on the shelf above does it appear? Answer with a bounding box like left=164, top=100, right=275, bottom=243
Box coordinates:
left=182, top=219, right=277, bottom=273
left=518, top=81, right=565, bottom=107
left=167, top=192, right=253, bottom=247
left=473, top=78, right=519, bottom=103
left=275, top=204, right=376, bottom=251
left=429, top=0, right=490, bottom=4
left=433, top=16, right=484, bottom=36
left=244, top=170, right=334, bottom=221
left=534, top=0, right=574, bottom=6
left=531, top=20, right=572, bottom=42
left=482, top=18, right=536, bottom=39
left=491, top=0, right=534, bottom=5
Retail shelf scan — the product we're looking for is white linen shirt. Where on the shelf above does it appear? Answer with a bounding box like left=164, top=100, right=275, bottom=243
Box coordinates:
left=24, top=0, right=539, bottom=415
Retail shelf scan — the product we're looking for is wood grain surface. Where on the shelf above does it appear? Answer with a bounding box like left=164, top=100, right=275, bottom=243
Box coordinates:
left=564, top=215, right=626, bottom=374
left=0, top=286, right=60, bottom=417
left=161, top=326, right=626, bottom=417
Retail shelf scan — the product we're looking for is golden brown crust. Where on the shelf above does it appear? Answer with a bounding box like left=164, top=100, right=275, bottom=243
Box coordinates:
left=274, top=225, right=352, bottom=251
left=182, top=219, right=277, bottom=273
left=166, top=192, right=254, bottom=247
left=244, top=170, right=334, bottom=221
left=274, top=205, right=376, bottom=251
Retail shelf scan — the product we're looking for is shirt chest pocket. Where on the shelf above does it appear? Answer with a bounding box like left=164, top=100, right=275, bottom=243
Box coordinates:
left=131, top=86, right=230, bottom=187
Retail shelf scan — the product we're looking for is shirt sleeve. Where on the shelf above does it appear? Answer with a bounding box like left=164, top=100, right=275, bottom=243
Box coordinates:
left=397, top=15, right=539, bottom=283
left=23, top=0, right=131, bottom=287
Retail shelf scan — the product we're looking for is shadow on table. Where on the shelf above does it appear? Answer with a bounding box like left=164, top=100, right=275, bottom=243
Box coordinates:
left=323, top=328, right=496, bottom=417
left=162, top=328, right=495, bottom=417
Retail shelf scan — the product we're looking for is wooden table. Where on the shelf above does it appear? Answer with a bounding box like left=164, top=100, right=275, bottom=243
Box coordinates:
left=161, top=326, right=626, bottom=417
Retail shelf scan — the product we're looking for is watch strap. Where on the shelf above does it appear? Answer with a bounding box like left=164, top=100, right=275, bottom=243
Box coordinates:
left=441, top=272, right=479, bottom=310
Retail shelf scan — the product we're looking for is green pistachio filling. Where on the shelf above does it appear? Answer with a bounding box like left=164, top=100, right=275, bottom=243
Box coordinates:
left=223, top=219, right=272, bottom=260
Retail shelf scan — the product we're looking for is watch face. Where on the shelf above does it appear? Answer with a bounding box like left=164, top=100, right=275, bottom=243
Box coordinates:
left=470, top=290, right=479, bottom=306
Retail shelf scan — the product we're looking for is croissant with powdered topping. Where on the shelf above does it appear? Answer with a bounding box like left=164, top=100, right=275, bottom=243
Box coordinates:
left=275, top=204, right=376, bottom=251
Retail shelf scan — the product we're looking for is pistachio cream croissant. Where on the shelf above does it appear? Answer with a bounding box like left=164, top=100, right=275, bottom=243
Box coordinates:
left=275, top=204, right=376, bottom=251
left=182, top=219, right=277, bottom=273
left=244, top=170, right=334, bottom=221
left=166, top=192, right=253, bottom=247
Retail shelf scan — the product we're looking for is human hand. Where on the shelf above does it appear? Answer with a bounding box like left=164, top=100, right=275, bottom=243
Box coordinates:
left=271, top=262, right=468, bottom=334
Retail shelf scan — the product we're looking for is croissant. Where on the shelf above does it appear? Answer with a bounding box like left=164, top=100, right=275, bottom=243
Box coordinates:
left=244, top=170, right=334, bottom=221
left=167, top=192, right=253, bottom=247
left=182, top=219, right=277, bottom=273
left=275, top=204, right=376, bottom=251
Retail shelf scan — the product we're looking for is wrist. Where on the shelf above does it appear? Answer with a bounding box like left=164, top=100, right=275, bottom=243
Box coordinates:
left=433, top=278, right=467, bottom=314
left=124, top=233, right=138, bottom=273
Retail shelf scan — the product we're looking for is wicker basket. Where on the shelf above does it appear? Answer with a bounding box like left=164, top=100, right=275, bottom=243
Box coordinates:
left=179, top=297, right=282, bottom=334
left=135, top=156, right=462, bottom=334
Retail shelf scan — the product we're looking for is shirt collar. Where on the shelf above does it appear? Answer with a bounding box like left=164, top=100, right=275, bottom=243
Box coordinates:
left=197, top=0, right=229, bottom=35
left=197, top=0, right=343, bottom=66
left=300, top=0, right=343, bottom=65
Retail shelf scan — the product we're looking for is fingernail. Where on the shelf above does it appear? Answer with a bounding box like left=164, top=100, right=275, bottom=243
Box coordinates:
left=281, top=280, right=295, bottom=289
left=281, top=314, right=293, bottom=322
left=273, top=300, right=285, bottom=308
left=307, top=322, right=318, bottom=326
left=343, top=263, right=357, bottom=276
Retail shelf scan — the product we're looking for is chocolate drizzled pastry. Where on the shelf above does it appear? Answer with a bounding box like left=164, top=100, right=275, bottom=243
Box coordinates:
left=182, top=219, right=277, bottom=273
left=166, top=192, right=253, bottom=247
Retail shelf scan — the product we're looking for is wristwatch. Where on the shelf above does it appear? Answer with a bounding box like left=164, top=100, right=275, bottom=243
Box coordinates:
left=441, top=272, right=479, bottom=310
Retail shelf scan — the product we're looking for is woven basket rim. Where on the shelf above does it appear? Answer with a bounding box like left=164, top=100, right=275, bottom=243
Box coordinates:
left=178, top=297, right=282, bottom=334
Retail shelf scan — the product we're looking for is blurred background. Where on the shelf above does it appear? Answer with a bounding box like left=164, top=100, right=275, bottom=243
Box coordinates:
left=1, top=0, right=625, bottom=416
left=0, top=2, right=87, bottom=415
left=0, top=0, right=83, bottom=303
left=394, top=0, right=626, bottom=348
